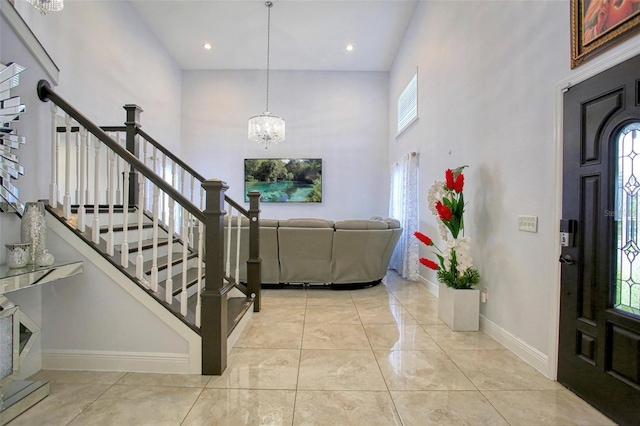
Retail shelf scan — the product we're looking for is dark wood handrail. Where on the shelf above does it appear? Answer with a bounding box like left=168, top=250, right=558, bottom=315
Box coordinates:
left=37, top=80, right=205, bottom=223
left=137, top=128, right=206, bottom=182
left=135, top=128, right=249, bottom=217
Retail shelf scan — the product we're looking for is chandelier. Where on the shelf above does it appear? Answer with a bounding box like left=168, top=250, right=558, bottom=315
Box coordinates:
left=26, top=0, right=64, bottom=14
left=248, top=1, right=285, bottom=149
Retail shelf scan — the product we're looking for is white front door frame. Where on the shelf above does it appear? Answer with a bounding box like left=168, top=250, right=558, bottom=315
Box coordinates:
left=549, top=40, right=640, bottom=380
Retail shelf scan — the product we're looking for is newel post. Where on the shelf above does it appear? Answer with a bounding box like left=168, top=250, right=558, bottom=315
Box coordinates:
left=201, top=178, right=229, bottom=375
left=247, top=191, right=262, bottom=312
left=124, top=104, right=142, bottom=207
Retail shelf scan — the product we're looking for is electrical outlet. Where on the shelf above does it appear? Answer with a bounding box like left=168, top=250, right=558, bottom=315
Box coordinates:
left=481, top=289, right=488, bottom=303
left=518, top=215, right=538, bottom=233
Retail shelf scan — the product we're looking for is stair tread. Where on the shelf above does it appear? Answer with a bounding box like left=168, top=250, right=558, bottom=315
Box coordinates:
left=158, top=267, right=205, bottom=295
left=99, top=222, right=154, bottom=233
left=118, top=237, right=182, bottom=254
left=142, top=251, right=199, bottom=273
left=47, top=202, right=255, bottom=338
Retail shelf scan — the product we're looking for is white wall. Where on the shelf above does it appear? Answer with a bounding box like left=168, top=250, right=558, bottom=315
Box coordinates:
left=1, top=1, right=189, bottom=373
left=13, top=0, right=182, bottom=147
left=181, top=70, right=390, bottom=221
left=389, top=0, right=640, bottom=370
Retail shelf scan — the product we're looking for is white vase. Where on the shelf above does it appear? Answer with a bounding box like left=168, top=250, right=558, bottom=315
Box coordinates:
left=20, top=201, right=47, bottom=265
left=438, top=282, right=480, bottom=331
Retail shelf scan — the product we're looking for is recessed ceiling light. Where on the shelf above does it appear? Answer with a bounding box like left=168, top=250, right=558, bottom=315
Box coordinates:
left=203, top=43, right=213, bottom=50
left=346, top=44, right=354, bottom=51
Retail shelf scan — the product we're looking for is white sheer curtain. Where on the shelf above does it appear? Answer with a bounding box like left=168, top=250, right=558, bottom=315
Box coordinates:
left=389, top=152, right=419, bottom=281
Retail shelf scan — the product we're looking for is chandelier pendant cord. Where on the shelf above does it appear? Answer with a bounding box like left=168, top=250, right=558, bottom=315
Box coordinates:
left=265, top=1, right=272, bottom=112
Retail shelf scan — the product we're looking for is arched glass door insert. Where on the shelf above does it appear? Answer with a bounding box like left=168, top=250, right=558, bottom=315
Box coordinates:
left=614, top=121, right=640, bottom=316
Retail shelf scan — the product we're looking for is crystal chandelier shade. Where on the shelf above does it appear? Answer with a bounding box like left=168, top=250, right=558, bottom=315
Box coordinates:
left=26, top=0, right=64, bottom=14
left=248, top=1, right=285, bottom=149
left=248, top=112, right=285, bottom=148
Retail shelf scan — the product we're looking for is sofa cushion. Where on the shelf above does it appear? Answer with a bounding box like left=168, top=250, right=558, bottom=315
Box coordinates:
left=334, top=219, right=389, bottom=230
left=384, top=218, right=401, bottom=229
left=278, top=218, right=334, bottom=228
left=260, top=219, right=279, bottom=227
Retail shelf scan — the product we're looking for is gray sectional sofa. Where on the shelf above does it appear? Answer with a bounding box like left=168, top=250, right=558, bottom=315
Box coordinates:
left=224, top=217, right=402, bottom=289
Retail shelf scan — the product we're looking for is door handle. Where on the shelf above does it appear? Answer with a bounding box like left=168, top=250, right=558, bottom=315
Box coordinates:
left=559, top=254, right=575, bottom=265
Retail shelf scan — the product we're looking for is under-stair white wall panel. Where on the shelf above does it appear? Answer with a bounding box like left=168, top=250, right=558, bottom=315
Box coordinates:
left=41, top=215, right=200, bottom=374
left=388, top=1, right=640, bottom=377
left=181, top=70, right=390, bottom=221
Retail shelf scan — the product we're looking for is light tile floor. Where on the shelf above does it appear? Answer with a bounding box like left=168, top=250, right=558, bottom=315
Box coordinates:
left=11, top=272, right=615, bottom=425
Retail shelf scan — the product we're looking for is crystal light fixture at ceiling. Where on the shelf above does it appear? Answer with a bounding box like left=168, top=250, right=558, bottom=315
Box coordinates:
left=26, top=0, right=64, bottom=14
left=248, top=1, right=285, bottom=149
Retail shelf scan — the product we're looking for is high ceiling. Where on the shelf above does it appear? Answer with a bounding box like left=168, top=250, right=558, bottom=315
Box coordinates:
left=129, top=0, right=418, bottom=72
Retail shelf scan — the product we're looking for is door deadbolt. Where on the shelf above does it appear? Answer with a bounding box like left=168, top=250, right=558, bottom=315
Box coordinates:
left=559, top=254, right=575, bottom=265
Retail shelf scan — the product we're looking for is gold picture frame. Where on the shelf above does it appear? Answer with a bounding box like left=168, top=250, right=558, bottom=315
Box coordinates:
left=571, top=0, right=640, bottom=68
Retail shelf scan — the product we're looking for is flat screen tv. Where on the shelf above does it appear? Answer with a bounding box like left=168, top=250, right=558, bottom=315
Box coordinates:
left=244, top=158, right=322, bottom=203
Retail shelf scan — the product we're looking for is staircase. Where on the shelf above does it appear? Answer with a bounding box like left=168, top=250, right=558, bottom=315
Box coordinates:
left=36, top=80, right=262, bottom=375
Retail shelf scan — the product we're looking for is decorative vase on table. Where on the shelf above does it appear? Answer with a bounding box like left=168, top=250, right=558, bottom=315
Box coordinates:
left=20, top=201, right=47, bottom=265
left=414, top=166, right=481, bottom=331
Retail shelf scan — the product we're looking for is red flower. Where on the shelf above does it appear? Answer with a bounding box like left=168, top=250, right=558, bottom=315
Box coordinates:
left=420, top=258, right=439, bottom=270
left=414, top=231, right=433, bottom=246
left=445, top=169, right=455, bottom=190
left=454, top=173, right=464, bottom=193
left=436, top=201, right=453, bottom=221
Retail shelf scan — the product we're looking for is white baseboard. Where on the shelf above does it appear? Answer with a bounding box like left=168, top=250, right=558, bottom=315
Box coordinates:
left=42, top=350, right=191, bottom=374
left=418, top=275, right=550, bottom=378
left=479, top=315, right=550, bottom=378
left=418, top=276, right=439, bottom=296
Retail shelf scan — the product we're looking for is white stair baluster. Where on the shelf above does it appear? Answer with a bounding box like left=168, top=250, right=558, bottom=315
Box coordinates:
left=165, top=195, right=175, bottom=303
left=190, top=175, right=195, bottom=211
left=188, top=175, right=195, bottom=249
left=149, top=147, right=160, bottom=291
left=63, top=114, right=72, bottom=219
left=85, top=130, right=91, bottom=205
left=115, top=133, right=122, bottom=205
left=150, top=178, right=160, bottom=291
left=180, top=211, right=189, bottom=316
left=74, top=130, right=80, bottom=204
left=92, top=136, right=101, bottom=244
left=136, top=171, right=146, bottom=282
left=77, top=128, right=87, bottom=232
left=120, top=161, right=130, bottom=268
left=225, top=205, right=233, bottom=277
left=49, top=103, right=58, bottom=207
left=165, top=162, right=176, bottom=304
left=161, top=153, right=167, bottom=226
left=142, top=141, right=149, bottom=211
left=235, top=211, right=241, bottom=284
left=195, top=218, right=204, bottom=328
left=105, top=149, right=115, bottom=256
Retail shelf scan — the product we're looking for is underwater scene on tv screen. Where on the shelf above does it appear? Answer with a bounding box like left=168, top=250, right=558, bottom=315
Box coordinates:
left=244, top=158, right=322, bottom=203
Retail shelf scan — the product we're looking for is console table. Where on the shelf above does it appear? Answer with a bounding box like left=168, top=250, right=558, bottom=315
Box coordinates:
left=0, top=261, right=83, bottom=425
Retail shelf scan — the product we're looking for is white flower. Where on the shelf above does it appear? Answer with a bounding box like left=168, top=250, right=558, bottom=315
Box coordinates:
left=428, top=180, right=449, bottom=240
left=443, top=237, right=474, bottom=277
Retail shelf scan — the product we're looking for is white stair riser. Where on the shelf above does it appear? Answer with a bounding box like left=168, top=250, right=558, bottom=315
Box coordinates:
left=154, top=257, right=202, bottom=284
left=109, top=226, right=163, bottom=245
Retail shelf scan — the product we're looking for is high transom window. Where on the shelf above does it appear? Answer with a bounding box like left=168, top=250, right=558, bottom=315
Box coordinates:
left=397, top=72, right=417, bottom=135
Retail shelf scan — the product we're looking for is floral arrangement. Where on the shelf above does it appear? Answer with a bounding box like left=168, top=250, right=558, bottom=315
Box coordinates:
left=415, top=165, right=480, bottom=289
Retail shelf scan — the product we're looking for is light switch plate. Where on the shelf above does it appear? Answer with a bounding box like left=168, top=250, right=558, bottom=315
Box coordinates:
left=518, top=215, right=538, bottom=233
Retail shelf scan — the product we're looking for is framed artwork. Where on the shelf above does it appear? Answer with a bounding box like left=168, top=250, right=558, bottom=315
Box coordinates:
left=572, top=0, right=640, bottom=68
left=244, top=158, right=322, bottom=203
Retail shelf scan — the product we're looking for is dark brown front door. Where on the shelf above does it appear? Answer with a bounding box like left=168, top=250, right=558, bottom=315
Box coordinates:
left=559, top=53, right=640, bottom=425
